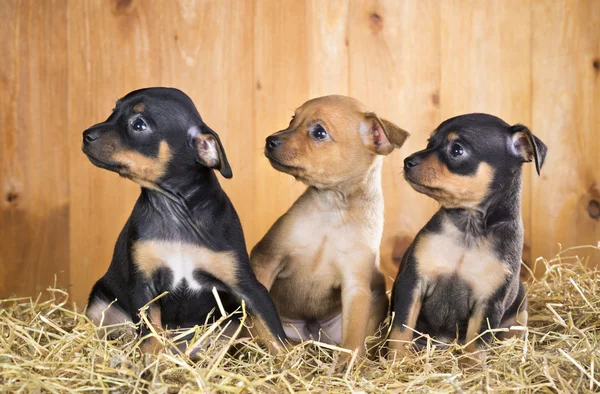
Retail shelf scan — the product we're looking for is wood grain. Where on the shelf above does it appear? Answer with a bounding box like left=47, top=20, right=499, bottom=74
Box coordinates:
left=0, top=0, right=598, bottom=305
left=440, top=0, right=534, bottom=265
left=251, top=0, right=310, bottom=249
left=530, top=0, right=600, bottom=273
left=0, top=0, right=69, bottom=297
left=68, top=0, right=162, bottom=304
left=347, top=0, right=441, bottom=285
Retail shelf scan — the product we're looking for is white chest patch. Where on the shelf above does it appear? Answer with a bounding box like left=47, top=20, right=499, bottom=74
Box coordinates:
left=153, top=245, right=203, bottom=291
left=133, top=240, right=238, bottom=292
left=415, top=223, right=510, bottom=300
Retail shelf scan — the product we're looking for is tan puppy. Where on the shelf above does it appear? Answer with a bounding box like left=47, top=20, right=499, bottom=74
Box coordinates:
left=251, top=95, right=409, bottom=359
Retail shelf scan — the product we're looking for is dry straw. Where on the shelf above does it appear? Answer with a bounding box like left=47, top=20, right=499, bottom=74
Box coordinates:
left=1, top=246, right=599, bottom=393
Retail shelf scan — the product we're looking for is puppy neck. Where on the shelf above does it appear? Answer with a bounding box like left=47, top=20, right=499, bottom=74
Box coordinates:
left=143, top=168, right=223, bottom=209
left=312, top=157, right=383, bottom=207
left=443, top=170, right=523, bottom=237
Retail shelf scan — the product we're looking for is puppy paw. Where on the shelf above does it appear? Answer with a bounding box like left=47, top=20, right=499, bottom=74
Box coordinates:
left=386, top=343, right=410, bottom=362
left=140, top=337, right=164, bottom=355
left=334, top=352, right=354, bottom=374
left=458, top=351, right=486, bottom=371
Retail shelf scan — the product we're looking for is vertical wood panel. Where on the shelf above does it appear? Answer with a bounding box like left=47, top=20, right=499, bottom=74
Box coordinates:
left=307, top=0, right=349, bottom=98
left=68, top=0, right=256, bottom=306
left=1, top=0, right=598, bottom=303
left=440, top=0, right=534, bottom=265
left=347, top=0, right=441, bottom=284
left=68, top=0, right=163, bottom=304
left=531, top=0, right=600, bottom=269
left=157, top=0, right=256, bottom=254
left=0, top=0, right=69, bottom=298
left=251, top=0, right=310, bottom=249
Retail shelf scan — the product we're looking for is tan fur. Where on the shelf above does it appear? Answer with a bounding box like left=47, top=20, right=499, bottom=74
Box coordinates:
left=86, top=299, right=132, bottom=328
left=447, top=131, right=459, bottom=141
left=387, top=283, right=423, bottom=356
left=464, top=305, right=485, bottom=353
left=133, top=102, right=145, bottom=113
left=407, top=158, right=494, bottom=209
left=132, top=240, right=238, bottom=287
left=244, top=315, right=282, bottom=354
left=112, top=140, right=172, bottom=184
left=414, top=219, right=511, bottom=300
left=252, top=95, right=407, bottom=356
left=264, top=95, right=407, bottom=189
left=499, top=309, right=528, bottom=339
left=140, top=337, right=163, bottom=354
left=149, top=306, right=163, bottom=333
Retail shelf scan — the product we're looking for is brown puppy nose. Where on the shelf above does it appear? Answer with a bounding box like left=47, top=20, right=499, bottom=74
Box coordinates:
left=404, top=155, right=420, bottom=170
left=266, top=136, right=282, bottom=151
left=83, top=128, right=102, bottom=143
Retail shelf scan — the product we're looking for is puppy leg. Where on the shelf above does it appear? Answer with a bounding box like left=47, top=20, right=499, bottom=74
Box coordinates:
left=365, top=280, right=389, bottom=356
left=249, top=251, right=283, bottom=291
left=129, top=279, right=166, bottom=354
left=461, top=299, right=504, bottom=368
left=139, top=305, right=165, bottom=354
left=232, top=274, right=287, bottom=353
left=339, top=264, right=378, bottom=361
left=250, top=230, right=286, bottom=291
left=86, top=281, right=133, bottom=338
left=499, top=282, right=528, bottom=340
left=388, top=277, right=422, bottom=358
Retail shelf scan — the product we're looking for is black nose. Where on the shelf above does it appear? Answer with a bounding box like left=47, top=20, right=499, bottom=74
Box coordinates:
left=266, top=136, right=282, bottom=151
left=404, top=155, right=420, bottom=170
left=83, top=129, right=101, bottom=143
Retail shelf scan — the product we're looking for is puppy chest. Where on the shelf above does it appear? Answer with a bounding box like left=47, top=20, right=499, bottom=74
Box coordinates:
left=133, top=240, right=237, bottom=291
left=270, top=275, right=342, bottom=320
left=414, top=232, right=510, bottom=300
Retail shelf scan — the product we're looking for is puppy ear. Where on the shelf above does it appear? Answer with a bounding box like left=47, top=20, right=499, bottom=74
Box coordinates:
left=187, top=125, right=233, bottom=179
left=361, top=112, right=409, bottom=155
left=510, top=124, right=547, bottom=176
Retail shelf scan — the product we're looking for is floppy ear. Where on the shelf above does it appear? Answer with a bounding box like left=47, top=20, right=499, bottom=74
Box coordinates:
left=510, top=124, right=547, bottom=176
left=360, top=112, right=409, bottom=155
left=187, top=125, right=233, bottom=179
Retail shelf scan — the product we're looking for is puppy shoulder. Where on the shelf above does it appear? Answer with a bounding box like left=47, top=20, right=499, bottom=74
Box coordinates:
left=251, top=210, right=296, bottom=261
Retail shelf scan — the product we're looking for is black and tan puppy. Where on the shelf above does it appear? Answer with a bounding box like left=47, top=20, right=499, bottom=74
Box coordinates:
left=388, top=113, right=547, bottom=363
left=82, top=87, right=286, bottom=353
left=251, top=95, right=409, bottom=359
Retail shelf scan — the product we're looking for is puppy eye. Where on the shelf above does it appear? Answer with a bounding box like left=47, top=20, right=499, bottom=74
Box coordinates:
left=450, top=142, right=464, bottom=157
left=311, top=124, right=328, bottom=140
left=132, top=118, right=147, bottom=132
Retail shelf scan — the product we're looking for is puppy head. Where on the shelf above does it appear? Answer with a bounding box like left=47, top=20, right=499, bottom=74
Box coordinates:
left=403, top=113, right=547, bottom=209
left=82, top=87, right=232, bottom=189
left=264, top=95, right=409, bottom=188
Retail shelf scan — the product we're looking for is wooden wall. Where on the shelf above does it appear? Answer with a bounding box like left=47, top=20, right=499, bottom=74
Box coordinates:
left=1, top=0, right=599, bottom=306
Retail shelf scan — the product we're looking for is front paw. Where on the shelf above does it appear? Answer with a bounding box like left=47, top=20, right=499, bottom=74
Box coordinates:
left=140, top=336, right=164, bottom=355
left=458, top=350, right=487, bottom=370
left=334, top=350, right=357, bottom=374
left=386, top=340, right=412, bottom=362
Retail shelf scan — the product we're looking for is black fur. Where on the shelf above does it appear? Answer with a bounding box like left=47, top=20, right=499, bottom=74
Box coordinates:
left=391, top=113, right=547, bottom=348
left=82, top=87, right=286, bottom=347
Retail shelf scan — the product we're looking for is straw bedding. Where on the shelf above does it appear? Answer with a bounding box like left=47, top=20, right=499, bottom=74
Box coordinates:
left=1, top=246, right=599, bottom=393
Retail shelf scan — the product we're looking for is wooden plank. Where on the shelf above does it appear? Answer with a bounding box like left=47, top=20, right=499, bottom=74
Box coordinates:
left=0, top=0, right=69, bottom=298
left=68, top=0, right=163, bottom=306
left=68, top=0, right=257, bottom=307
left=251, top=0, right=311, bottom=249
left=306, top=0, right=350, bottom=98
left=531, top=0, right=600, bottom=269
left=156, top=0, right=257, bottom=253
left=439, top=0, right=534, bottom=266
left=347, top=0, right=441, bottom=285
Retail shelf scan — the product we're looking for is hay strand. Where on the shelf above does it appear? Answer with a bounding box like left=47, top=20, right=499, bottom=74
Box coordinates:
left=1, top=246, right=599, bottom=392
